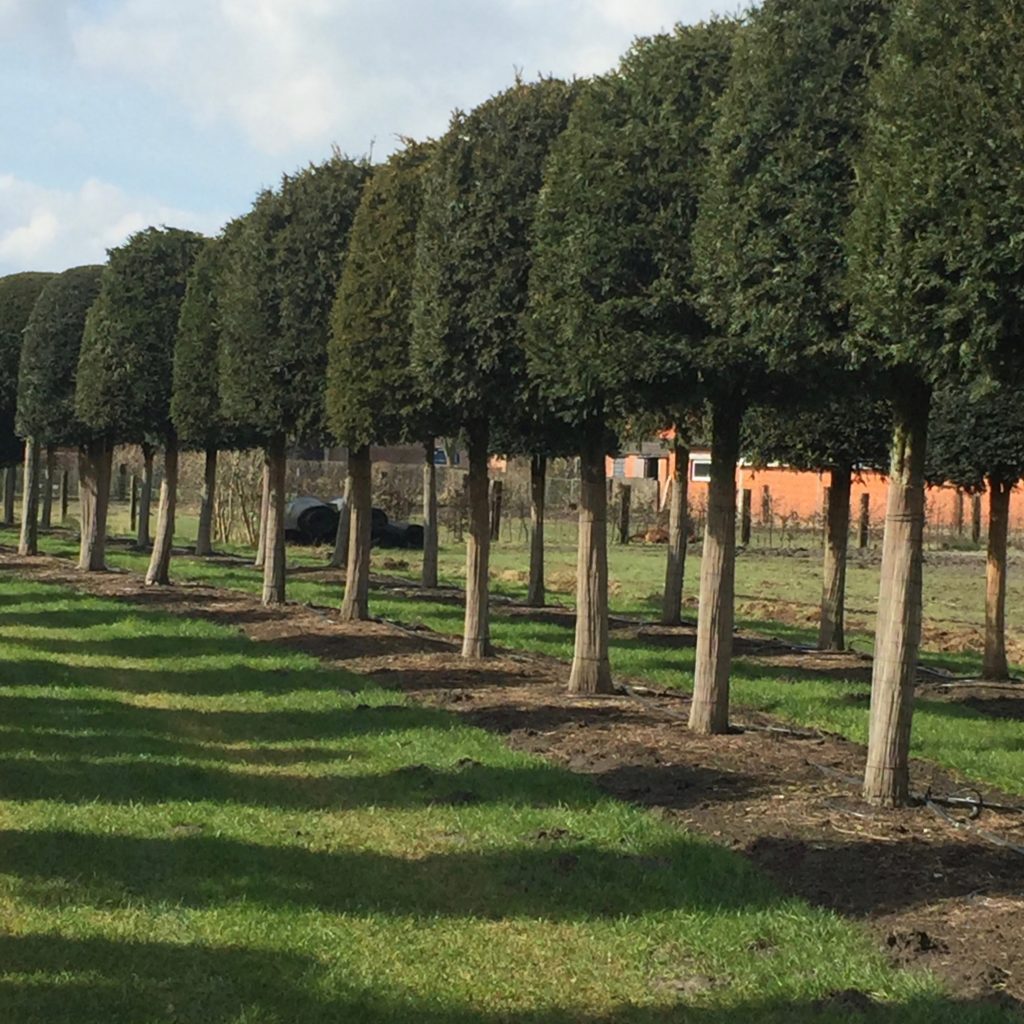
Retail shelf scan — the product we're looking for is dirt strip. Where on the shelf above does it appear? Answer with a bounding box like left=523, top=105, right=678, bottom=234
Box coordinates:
left=2, top=549, right=1022, bottom=1010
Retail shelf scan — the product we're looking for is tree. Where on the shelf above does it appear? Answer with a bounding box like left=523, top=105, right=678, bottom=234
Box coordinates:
left=15, top=266, right=104, bottom=555
left=528, top=23, right=736, bottom=693
left=172, top=224, right=249, bottom=557
left=926, top=385, right=1024, bottom=681
left=743, top=399, right=891, bottom=650
left=847, top=0, right=1024, bottom=804
left=327, top=140, right=438, bottom=620
left=76, top=228, right=205, bottom=579
left=220, top=155, right=369, bottom=605
left=0, top=272, right=53, bottom=529
left=412, top=78, right=578, bottom=658
left=693, top=0, right=891, bottom=732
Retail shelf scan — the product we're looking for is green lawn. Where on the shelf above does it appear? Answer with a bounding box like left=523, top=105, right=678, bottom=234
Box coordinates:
left=5, top=519, right=1021, bottom=796
left=0, top=577, right=1015, bottom=1022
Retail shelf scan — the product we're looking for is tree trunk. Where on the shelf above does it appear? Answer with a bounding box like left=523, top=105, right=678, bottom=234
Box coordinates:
left=617, top=484, right=631, bottom=544
left=341, top=445, right=372, bottom=621
left=527, top=453, right=546, bottom=608
left=255, top=460, right=271, bottom=568
left=3, top=465, right=15, bottom=525
left=462, top=428, right=492, bottom=659
left=17, top=438, right=40, bottom=555
left=489, top=480, right=503, bottom=541
left=983, top=478, right=1011, bottom=681
left=60, top=469, right=69, bottom=523
left=570, top=436, right=613, bottom=693
left=689, top=403, right=741, bottom=735
left=863, top=387, right=929, bottom=807
left=972, top=494, right=982, bottom=544
left=661, top=438, right=690, bottom=626
left=422, top=439, right=439, bottom=588
left=78, top=439, right=112, bottom=572
left=145, top=439, right=178, bottom=585
left=195, top=447, right=217, bottom=556
left=41, top=446, right=55, bottom=529
left=261, top=438, right=287, bottom=606
left=858, top=492, right=870, bottom=549
left=329, top=473, right=352, bottom=570
left=818, top=463, right=852, bottom=652
left=137, top=443, right=154, bottom=548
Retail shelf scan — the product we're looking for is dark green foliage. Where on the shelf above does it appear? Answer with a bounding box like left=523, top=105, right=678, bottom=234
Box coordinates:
left=327, top=141, right=434, bottom=449
left=16, top=265, right=104, bottom=448
left=744, top=397, right=892, bottom=473
left=0, top=272, right=53, bottom=465
left=220, top=156, right=369, bottom=446
left=76, top=228, right=205, bottom=443
left=926, top=385, right=1024, bottom=491
left=847, top=0, right=1024, bottom=384
left=694, top=0, right=891, bottom=377
left=527, top=23, right=736, bottom=433
left=412, top=78, right=578, bottom=439
left=172, top=225, right=248, bottom=450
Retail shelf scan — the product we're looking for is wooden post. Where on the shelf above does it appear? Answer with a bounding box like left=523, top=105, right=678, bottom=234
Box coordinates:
left=858, top=492, right=870, bottom=549
left=971, top=494, right=982, bottom=544
left=60, top=469, right=69, bottom=523
left=489, top=479, right=503, bottom=542
left=740, top=488, right=752, bottom=546
left=617, top=483, right=631, bottom=544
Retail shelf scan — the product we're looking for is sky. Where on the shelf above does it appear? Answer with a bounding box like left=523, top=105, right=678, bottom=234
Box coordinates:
left=0, top=0, right=730, bottom=276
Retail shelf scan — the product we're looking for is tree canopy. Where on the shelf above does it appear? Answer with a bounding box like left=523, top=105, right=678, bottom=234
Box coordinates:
left=219, top=155, right=369, bottom=447
left=0, top=271, right=53, bottom=465
left=76, top=228, right=205, bottom=444
left=327, top=141, right=435, bottom=450
left=15, top=265, right=104, bottom=448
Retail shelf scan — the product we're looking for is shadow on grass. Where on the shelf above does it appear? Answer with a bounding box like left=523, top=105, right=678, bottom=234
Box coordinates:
left=1, top=827, right=774, bottom=920
left=0, top=934, right=1015, bottom=1024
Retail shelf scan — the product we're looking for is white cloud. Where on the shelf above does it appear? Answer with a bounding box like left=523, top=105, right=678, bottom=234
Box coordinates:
left=0, top=174, right=223, bottom=274
left=67, top=0, right=725, bottom=156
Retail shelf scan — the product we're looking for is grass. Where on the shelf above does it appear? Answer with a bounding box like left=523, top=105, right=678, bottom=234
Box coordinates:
left=6, top=511, right=1021, bottom=796
left=0, top=577, right=1017, bottom=1022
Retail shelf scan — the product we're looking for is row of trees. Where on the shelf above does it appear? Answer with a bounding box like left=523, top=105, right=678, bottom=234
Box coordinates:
left=2, top=0, right=1022, bottom=808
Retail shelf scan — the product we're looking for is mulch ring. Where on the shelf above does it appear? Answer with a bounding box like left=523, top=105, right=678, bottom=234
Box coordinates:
left=2, top=547, right=1023, bottom=1010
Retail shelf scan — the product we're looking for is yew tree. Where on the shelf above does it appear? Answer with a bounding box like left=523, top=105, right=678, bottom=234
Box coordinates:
left=528, top=22, right=736, bottom=693
left=0, top=272, right=52, bottom=527
left=847, top=0, right=1024, bottom=804
left=76, top=228, right=204, bottom=581
left=327, top=140, right=438, bottom=620
left=412, top=78, right=577, bottom=658
left=693, top=0, right=891, bottom=732
left=743, top=399, right=890, bottom=650
left=15, top=266, right=104, bottom=555
left=220, top=155, right=368, bottom=605
left=926, top=386, right=1024, bottom=681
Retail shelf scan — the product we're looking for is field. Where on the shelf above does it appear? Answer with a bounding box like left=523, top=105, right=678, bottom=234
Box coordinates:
left=1, top=509, right=1023, bottom=1021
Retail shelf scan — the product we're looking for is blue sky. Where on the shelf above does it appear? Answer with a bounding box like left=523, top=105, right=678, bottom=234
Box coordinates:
left=1, top=0, right=728, bottom=275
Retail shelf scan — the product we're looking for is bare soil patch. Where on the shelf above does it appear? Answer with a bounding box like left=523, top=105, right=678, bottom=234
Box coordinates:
left=2, top=547, right=1022, bottom=1009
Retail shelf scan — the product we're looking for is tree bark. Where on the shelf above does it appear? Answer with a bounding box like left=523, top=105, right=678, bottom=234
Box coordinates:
left=422, top=439, right=439, bottom=588
left=489, top=480, right=503, bottom=542
left=254, top=460, right=271, bottom=568
left=329, top=473, right=352, bottom=570
left=661, top=438, right=690, bottom=626
left=261, top=438, right=287, bottom=606
left=3, top=465, right=16, bottom=525
left=137, top=443, right=154, bottom=548
left=195, top=447, right=217, bottom=556
left=569, top=434, right=614, bottom=693
left=818, top=463, right=852, bottom=652
left=145, top=439, right=178, bottom=585
left=689, top=402, right=741, bottom=735
left=527, top=453, right=546, bottom=608
left=462, top=427, right=492, bottom=658
left=78, top=439, right=112, bottom=572
left=341, top=444, right=372, bottom=621
left=863, top=386, right=929, bottom=807
left=41, top=446, right=55, bottom=529
left=60, top=469, right=69, bottom=523
left=617, top=484, right=631, bottom=544
left=17, top=438, right=40, bottom=555
left=983, top=478, right=1011, bottom=681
